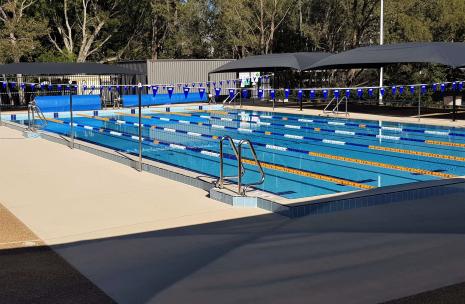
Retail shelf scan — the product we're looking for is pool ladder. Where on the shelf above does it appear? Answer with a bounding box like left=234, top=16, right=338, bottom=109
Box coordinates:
left=216, top=136, right=266, bottom=195
left=323, top=96, right=349, bottom=116
left=27, top=100, right=47, bottom=131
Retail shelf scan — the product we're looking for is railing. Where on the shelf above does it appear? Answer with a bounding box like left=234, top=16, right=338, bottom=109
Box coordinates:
left=323, top=96, right=349, bottom=116
left=222, top=92, right=240, bottom=107
left=216, top=136, right=265, bottom=195
left=237, top=139, right=265, bottom=195
left=216, top=136, right=245, bottom=189
left=27, top=100, right=47, bottom=131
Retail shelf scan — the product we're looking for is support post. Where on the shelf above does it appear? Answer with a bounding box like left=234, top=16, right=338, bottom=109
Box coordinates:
left=237, top=144, right=242, bottom=195
left=418, top=88, right=421, bottom=122
left=453, top=90, right=457, bottom=122
left=138, top=83, right=143, bottom=171
left=299, top=70, right=303, bottom=111
left=70, top=89, right=74, bottom=149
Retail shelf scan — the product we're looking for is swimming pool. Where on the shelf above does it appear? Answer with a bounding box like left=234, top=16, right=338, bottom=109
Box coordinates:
left=11, top=106, right=465, bottom=199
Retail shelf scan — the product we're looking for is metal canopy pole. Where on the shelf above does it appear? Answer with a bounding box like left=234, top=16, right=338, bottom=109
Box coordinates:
left=70, top=86, right=74, bottom=149
left=378, top=0, right=384, bottom=105
left=418, top=88, right=421, bottom=122
left=138, top=83, right=143, bottom=171
left=453, top=90, right=457, bottom=122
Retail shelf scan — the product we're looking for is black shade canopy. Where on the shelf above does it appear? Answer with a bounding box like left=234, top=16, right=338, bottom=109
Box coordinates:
left=210, top=52, right=332, bottom=73
left=0, top=62, right=140, bottom=75
left=308, top=42, right=465, bottom=70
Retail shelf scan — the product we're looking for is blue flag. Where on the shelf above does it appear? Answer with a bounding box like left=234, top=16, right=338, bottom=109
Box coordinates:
left=391, top=86, right=396, bottom=95
left=334, top=89, right=340, bottom=98
left=380, top=88, right=385, bottom=96
left=215, top=87, right=221, bottom=97
left=398, top=86, right=404, bottom=95
left=48, top=85, right=53, bottom=91
left=270, top=90, right=276, bottom=100
left=242, top=89, right=248, bottom=98
left=298, top=90, right=303, bottom=100
left=2, top=82, right=6, bottom=89
left=167, top=87, right=174, bottom=99
left=310, top=90, right=316, bottom=100
left=20, top=83, right=25, bottom=90
left=441, top=83, right=446, bottom=92
left=345, top=89, right=351, bottom=98
left=433, top=83, right=438, bottom=92
left=284, top=88, right=290, bottom=99
left=229, top=89, right=235, bottom=99
left=368, top=88, right=373, bottom=97
left=460, top=82, right=464, bottom=91
left=421, top=85, right=427, bottom=95
left=357, top=88, right=363, bottom=98
left=40, top=84, right=45, bottom=90
left=258, top=89, right=264, bottom=99
left=199, top=88, right=206, bottom=99
left=452, top=82, right=457, bottom=91
left=152, top=86, right=158, bottom=97
left=323, top=90, right=328, bottom=99
left=183, top=87, right=190, bottom=98
left=410, top=86, right=415, bottom=94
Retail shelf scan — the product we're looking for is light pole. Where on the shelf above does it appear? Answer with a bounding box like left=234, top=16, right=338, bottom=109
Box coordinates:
left=379, top=0, right=384, bottom=105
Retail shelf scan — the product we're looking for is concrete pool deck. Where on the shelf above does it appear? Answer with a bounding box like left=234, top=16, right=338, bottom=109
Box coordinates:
left=0, top=126, right=267, bottom=246
left=3, top=124, right=465, bottom=303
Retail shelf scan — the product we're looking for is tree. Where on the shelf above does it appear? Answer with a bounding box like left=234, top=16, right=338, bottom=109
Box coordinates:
left=0, top=0, right=48, bottom=63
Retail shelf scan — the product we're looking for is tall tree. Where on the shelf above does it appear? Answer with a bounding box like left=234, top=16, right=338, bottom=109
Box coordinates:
left=0, top=0, right=47, bottom=63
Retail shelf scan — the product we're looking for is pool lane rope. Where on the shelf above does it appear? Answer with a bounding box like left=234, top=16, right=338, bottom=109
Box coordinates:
left=70, top=115, right=458, bottom=179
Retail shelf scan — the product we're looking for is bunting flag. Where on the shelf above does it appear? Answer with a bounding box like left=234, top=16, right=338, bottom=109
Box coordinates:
left=199, top=83, right=203, bottom=87
left=227, top=80, right=230, bottom=85
left=323, top=89, right=328, bottom=99
left=48, top=85, right=53, bottom=91
left=334, top=89, right=340, bottom=98
left=345, top=89, right=351, bottom=98
left=270, top=89, right=276, bottom=100
left=215, top=87, right=221, bottom=97
left=391, top=86, right=397, bottom=95
left=2, top=82, right=6, bottom=89
left=11, top=82, right=16, bottom=88
left=242, top=89, right=248, bottom=98
left=199, top=87, right=206, bottom=99
left=410, top=86, right=415, bottom=94
left=452, top=82, right=457, bottom=91
left=258, top=89, right=264, bottom=99
left=357, top=88, right=363, bottom=98
left=83, top=85, right=87, bottom=91
left=219, top=81, right=223, bottom=86
left=192, top=83, right=196, bottom=87
left=368, top=88, right=374, bottom=97
left=380, top=87, right=385, bottom=96
left=183, top=87, right=190, bottom=98
left=40, top=84, right=45, bottom=90
left=124, top=86, right=128, bottom=91
left=58, top=85, right=62, bottom=91
left=310, top=90, right=316, bottom=100
left=441, top=83, right=446, bottom=92
left=20, top=83, right=25, bottom=90
left=421, top=85, right=427, bottom=95
left=206, top=82, right=211, bottom=87
left=90, top=85, right=95, bottom=91
left=284, top=88, right=290, bottom=99
left=229, top=89, right=235, bottom=99
left=398, top=86, right=404, bottom=95
left=152, top=86, right=158, bottom=97
left=297, top=89, right=303, bottom=100
left=167, top=87, right=174, bottom=99
left=433, top=83, right=438, bottom=92
left=460, top=82, right=464, bottom=91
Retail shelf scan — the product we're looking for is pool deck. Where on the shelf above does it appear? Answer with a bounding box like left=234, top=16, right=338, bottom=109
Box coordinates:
left=3, top=123, right=465, bottom=303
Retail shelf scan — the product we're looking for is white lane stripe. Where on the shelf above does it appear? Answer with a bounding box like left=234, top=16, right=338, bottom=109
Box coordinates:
left=376, top=135, right=400, bottom=140
left=284, top=124, right=301, bottom=129
left=328, top=121, right=345, bottom=126
left=84, top=125, right=94, bottom=130
left=335, top=130, right=355, bottom=136
left=260, top=115, right=273, bottom=119
left=220, top=117, right=233, bottom=121
left=381, top=126, right=402, bottom=132
left=323, top=139, right=345, bottom=145
left=179, top=120, right=190, bottom=124
left=238, top=128, right=253, bottom=133
left=116, top=120, right=126, bottom=124
left=425, top=130, right=450, bottom=136
left=266, top=144, right=287, bottom=151
left=163, top=128, right=176, bottom=133
left=131, top=135, right=139, bottom=140
left=110, top=131, right=122, bottom=136
left=160, top=118, right=170, bottom=121
left=284, top=134, right=304, bottom=140
left=201, top=150, right=220, bottom=158
left=170, top=144, right=186, bottom=150
left=200, top=115, right=211, bottom=119
left=212, top=125, right=225, bottom=129
left=187, top=132, right=201, bottom=137
left=257, top=122, right=271, bottom=126
left=298, top=118, right=313, bottom=123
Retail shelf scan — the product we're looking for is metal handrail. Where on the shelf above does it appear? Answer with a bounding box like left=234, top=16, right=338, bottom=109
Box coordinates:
left=332, top=96, right=349, bottom=116
left=27, top=101, right=47, bottom=131
left=223, top=92, right=240, bottom=106
left=323, top=96, right=337, bottom=113
left=237, top=139, right=265, bottom=195
left=216, top=136, right=245, bottom=188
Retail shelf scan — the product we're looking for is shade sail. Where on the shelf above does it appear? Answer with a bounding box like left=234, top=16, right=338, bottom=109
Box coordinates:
left=210, top=52, right=332, bottom=73
left=0, top=62, right=140, bottom=75
left=308, top=42, right=465, bottom=70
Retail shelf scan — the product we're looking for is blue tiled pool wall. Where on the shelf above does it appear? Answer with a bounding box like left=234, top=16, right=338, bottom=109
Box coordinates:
left=7, top=105, right=465, bottom=200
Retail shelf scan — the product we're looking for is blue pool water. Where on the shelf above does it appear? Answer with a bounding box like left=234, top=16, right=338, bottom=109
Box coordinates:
left=15, top=108, right=465, bottom=199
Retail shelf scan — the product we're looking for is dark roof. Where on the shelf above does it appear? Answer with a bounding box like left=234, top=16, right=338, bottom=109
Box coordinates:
left=0, top=62, right=140, bottom=75
left=308, top=42, right=465, bottom=70
left=210, top=52, right=332, bottom=73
